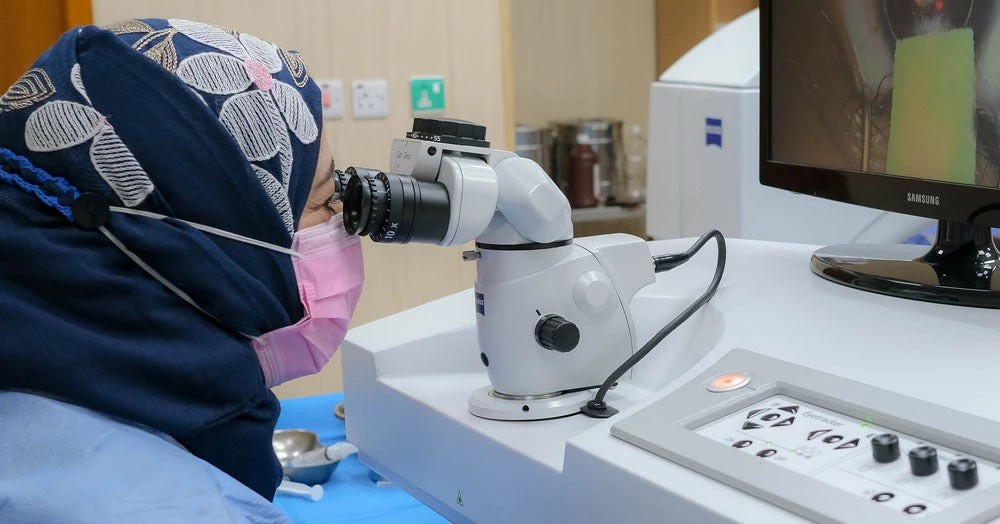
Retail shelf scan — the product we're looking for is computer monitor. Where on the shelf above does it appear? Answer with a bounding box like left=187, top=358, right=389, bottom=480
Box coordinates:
left=761, top=0, right=1000, bottom=308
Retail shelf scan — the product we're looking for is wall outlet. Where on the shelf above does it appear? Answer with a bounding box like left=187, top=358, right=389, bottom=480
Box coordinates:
left=317, top=79, right=344, bottom=120
left=352, top=79, right=389, bottom=119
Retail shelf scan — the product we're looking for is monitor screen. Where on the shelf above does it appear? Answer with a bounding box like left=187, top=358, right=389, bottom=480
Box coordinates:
left=769, top=0, right=999, bottom=189
left=762, top=1, right=1000, bottom=307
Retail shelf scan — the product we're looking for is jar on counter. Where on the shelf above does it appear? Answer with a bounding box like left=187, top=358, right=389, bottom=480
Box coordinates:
left=569, top=136, right=599, bottom=208
left=514, top=125, right=554, bottom=178
left=550, top=119, right=624, bottom=205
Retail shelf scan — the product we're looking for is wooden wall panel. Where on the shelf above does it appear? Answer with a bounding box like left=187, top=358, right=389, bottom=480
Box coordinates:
left=655, top=0, right=757, bottom=75
left=509, top=0, right=656, bottom=134
left=0, top=0, right=93, bottom=90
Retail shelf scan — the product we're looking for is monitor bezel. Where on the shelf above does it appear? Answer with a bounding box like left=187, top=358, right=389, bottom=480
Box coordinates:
left=759, top=0, right=1000, bottom=227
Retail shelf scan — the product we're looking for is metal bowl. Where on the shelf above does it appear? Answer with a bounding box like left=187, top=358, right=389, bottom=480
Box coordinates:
left=272, top=429, right=339, bottom=485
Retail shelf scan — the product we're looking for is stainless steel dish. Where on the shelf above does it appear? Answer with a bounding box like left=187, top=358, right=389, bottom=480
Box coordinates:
left=272, top=429, right=339, bottom=485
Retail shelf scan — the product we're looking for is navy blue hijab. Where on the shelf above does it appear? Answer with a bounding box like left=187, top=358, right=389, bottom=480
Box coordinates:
left=0, top=20, right=323, bottom=499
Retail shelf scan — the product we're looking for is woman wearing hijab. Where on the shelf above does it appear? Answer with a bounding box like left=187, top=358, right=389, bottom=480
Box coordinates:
left=0, top=19, right=363, bottom=522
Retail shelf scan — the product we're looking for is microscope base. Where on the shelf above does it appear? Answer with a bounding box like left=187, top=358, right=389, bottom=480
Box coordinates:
left=467, top=386, right=592, bottom=421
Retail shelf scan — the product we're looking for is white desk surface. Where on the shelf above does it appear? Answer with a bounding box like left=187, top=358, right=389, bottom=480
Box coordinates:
left=343, top=238, right=1000, bottom=524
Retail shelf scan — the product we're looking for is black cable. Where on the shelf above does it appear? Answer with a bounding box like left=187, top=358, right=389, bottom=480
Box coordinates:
left=653, top=253, right=689, bottom=272
left=581, top=230, right=727, bottom=418
left=559, top=383, right=611, bottom=395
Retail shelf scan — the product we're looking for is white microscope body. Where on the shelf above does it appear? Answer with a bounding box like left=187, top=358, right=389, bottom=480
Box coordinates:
left=379, top=120, right=655, bottom=420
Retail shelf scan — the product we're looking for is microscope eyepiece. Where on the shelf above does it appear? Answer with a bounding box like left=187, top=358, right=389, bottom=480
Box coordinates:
left=331, top=169, right=351, bottom=197
left=343, top=167, right=380, bottom=236
left=342, top=167, right=451, bottom=244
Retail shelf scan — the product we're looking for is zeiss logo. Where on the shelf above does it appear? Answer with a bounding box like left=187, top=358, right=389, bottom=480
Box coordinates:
left=907, top=193, right=940, bottom=206
left=705, top=118, right=723, bottom=147
left=475, top=292, right=485, bottom=316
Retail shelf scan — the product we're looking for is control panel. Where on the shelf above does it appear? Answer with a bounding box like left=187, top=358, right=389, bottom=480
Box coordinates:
left=697, top=394, right=999, bottom=517
left=611, top=349, right=1000, bottom=524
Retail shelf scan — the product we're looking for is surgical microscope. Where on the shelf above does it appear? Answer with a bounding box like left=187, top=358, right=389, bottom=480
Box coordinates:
left=334, top=118, right=725, bottom=421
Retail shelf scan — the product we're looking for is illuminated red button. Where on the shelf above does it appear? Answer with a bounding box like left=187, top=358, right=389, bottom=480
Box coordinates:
left=707, top=372, right=751, bottom=392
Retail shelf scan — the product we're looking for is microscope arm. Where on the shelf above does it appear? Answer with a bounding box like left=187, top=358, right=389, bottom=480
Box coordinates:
left=384, top=132, right=571, bottom=247
left=476, top=156, right=574, bottom=246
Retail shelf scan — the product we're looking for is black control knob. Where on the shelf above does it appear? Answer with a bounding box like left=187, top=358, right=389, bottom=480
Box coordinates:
left=535, top=315, right=580, bottom=353
left=408, top=118, right=490, bottom=148
left=871, top=434, right=901, bottom=463
left=948, top=458, right=979, bottom=490
left=909, top=446, right=939, bottom=477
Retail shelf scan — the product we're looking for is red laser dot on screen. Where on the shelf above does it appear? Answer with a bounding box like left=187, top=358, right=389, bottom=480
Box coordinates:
left=936, top=1, right=944, bottom=10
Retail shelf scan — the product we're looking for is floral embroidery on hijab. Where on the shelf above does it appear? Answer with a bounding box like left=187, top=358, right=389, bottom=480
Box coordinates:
left=169, top=19, right=318, bottom=234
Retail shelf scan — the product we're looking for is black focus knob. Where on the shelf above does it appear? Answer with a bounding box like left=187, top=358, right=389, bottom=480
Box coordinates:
left=872, top=434, right=901, bottom=463
left=408, top=118, right=490, bottom=148
left=948, top=458, right=979, bottom=490
left=909, top=446, right=939, bottom=477
left=535, top=315, right=579, bottom=353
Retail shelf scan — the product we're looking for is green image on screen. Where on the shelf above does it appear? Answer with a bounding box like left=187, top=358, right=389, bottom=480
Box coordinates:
left=770, top=0, right=1000, bottom=188
left=887, top=29, right=976, bottom=185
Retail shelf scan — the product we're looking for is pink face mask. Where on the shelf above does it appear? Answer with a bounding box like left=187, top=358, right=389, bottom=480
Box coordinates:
left=100, top=207, right=364, bottom=389
left=252, top=214, right=364, bottom=387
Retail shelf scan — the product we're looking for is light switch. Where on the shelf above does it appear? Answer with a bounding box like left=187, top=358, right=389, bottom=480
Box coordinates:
left=352, top=79, right=389, bottom=119
left=317, top=79, right=344, bottom=120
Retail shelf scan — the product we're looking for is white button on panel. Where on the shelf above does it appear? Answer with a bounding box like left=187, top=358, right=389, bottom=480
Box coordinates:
left=574, top=271, right=612, bottom=315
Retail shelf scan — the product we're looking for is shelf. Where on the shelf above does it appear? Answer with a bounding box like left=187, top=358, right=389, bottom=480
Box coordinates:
left=571, top=204, right=645, bottom=223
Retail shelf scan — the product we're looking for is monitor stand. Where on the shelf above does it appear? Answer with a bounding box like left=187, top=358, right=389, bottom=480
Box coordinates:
left=811, top=220, right=1000, bottom=308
